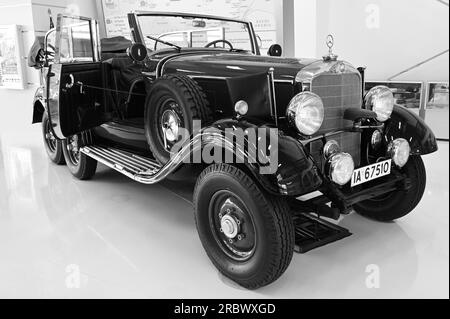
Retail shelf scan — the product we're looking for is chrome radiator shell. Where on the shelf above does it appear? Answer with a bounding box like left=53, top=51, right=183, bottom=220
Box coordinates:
left=296, top=61, right=363, bottom=167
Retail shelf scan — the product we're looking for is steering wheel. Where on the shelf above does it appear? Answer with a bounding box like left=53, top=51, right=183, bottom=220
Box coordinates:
left=205, top=39, right=234, bottom=50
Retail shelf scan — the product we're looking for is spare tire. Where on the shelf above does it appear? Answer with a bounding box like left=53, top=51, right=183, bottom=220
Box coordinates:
left=145, top=74, right=212, bottom=165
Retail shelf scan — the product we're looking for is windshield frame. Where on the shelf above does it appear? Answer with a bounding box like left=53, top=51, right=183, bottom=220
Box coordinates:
left=129, top=11, right=260, bottom=55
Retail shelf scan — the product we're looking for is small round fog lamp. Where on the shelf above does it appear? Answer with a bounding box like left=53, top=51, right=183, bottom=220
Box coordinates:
left=324, top=140, right=341, bottom=159
left=327, top=153, right=355, bottom=186
left=371, top=130, right=383, bottom=150
left=388, top=138, right=411, bottom=168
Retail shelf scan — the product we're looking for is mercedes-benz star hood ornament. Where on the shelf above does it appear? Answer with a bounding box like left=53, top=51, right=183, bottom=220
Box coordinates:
left=323, top=34, right=339, bottom=62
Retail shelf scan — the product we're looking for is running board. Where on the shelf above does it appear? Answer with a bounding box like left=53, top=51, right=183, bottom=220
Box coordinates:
left=293, top=214, right=352, bottom=254
left=81, top=146, right=169, bottom=184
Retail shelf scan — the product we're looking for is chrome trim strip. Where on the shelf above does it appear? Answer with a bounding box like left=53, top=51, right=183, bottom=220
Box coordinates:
left=80, top=130, right=261, bottom=185
left=157, top=51, right=220, bottom=78
left=300, top=129, right=354, bottom=145
left=268, top=68, right=278, bottom=126
left=187, top=75, right=293, bottom=84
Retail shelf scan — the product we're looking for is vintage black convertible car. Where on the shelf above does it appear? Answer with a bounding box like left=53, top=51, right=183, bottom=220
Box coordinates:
left=30, top=12, right=438, bottom=289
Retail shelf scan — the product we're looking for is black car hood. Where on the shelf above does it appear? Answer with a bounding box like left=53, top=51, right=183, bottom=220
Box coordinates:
left=162, top=52, right=319, bottom=82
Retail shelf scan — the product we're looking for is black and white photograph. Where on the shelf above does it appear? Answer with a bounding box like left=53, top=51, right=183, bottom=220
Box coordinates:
left=0, top=0, right=448, bottom=306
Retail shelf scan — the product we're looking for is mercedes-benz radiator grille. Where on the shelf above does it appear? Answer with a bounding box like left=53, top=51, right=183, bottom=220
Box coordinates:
left=310, top=73, right=362, bottom=168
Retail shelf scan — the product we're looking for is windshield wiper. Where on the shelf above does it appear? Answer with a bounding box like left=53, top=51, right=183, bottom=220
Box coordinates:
left=147, top=36, right=181, bottom=52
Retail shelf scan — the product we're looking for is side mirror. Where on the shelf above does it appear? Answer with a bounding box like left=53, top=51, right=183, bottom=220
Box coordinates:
left=268, top=44, right=282, bottom=57
left=127, top=43, right=148, bottom=62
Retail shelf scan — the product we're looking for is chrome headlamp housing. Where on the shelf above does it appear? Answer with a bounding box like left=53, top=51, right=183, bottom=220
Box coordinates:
left=287, top=92, right=325, bottom=136
left=365, top=86, right=395, bottom=122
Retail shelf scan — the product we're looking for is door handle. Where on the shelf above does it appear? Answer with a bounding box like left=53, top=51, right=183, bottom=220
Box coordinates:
left=65, top=74, right=75, bottom=89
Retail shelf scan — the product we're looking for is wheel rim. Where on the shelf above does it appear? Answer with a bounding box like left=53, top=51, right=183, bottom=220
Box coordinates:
left=66, top=135, right=80, bottom=166
left=208, top=191, right=257, bottom=262
left=158, top=99, right=184, bottom=152
left=44, top=120, right=58, bottom=153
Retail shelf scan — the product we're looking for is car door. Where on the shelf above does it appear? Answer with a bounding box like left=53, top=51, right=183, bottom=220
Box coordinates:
left=47, top=15, right=108, bottom=139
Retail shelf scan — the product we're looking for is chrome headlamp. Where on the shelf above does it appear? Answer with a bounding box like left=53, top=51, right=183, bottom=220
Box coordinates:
left=287, top=92, right=325, bottom=136
left=365, top=86, right=395, bottom=122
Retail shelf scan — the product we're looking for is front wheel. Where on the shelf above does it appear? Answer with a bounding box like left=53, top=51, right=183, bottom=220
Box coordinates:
left=194, top=164, right=295, bottom=290
left=62, top=135, right=97, bottom=180
left=354, top=156, right=427, bottom=222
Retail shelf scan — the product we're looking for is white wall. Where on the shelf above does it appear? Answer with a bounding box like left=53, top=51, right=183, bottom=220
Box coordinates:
left=294, top=0, right=317, bottom=58
left=0, top=0, right=104, bottom=118
left=0, top=0, right=39, bottom=111
left=314, top=0, right=449, bottom=82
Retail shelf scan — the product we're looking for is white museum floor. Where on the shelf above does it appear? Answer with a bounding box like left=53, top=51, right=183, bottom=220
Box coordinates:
left=0, top=105, right=448, bottom=299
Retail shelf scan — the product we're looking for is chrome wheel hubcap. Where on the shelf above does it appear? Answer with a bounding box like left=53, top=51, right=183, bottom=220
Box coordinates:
left=161, top=107, right=181, bottom=150
left=210, top=193, right=256, bottom=261
left=220, top=214, right=240, bottom=239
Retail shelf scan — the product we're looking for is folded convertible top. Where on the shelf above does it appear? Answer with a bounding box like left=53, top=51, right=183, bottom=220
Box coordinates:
left=28, top=36, right=45, bottom=69
left=101, top=36, right=132, bottom=53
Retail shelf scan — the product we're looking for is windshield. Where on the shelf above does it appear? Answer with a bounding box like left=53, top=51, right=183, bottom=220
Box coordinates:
left=137, top=15, right=255, bottom=53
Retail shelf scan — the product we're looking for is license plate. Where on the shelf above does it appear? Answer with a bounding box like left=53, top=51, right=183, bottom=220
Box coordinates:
left=351, top=160, right=392, bottom=187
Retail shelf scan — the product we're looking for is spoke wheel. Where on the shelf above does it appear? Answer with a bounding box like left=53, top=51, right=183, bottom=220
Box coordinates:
left=65, top=135, right=81, bottom=166
left=44, top=120, right=58, bottom=153
left=62, top=136, right=97, bottom=181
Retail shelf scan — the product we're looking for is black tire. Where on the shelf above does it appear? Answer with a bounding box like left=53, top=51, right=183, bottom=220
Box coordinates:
left=62, top=136, right=97, bottom=180
left=355, top=156, right=426, bottom=222
left=145, top=74, right=212, bottom=165
left=194, top=164, right=295, bottom=290
left=42, top=112, right=65, bottom=165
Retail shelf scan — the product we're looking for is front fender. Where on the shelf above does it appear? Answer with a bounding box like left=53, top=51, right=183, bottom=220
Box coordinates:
left=32, top=86, right=46, bottom=124
left=200, top=119, right=323, bottom=196
left=385, top=105, right=438, bottom=155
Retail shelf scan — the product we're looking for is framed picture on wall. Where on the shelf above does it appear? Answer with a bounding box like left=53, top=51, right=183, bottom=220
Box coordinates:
left=0, top=25, right=27, bottom=90
left=427, top=82, right=449, bottom=110
left=426, top=82, right=449, bottom=140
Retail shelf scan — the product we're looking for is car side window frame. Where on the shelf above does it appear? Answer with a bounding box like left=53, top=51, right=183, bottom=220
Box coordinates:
left=54, top=14, right=101, bottom=64
left=44, top=29, right=56, bottom=67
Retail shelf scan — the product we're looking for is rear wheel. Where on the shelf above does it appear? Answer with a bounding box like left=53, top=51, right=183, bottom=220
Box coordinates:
left=355, top=156, right=426, bottom=222
left=62, top=135, right=97, bottom=180
left=194, top=164, right=295, bottom=290
left=42, top=112, right=65, bottom=165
